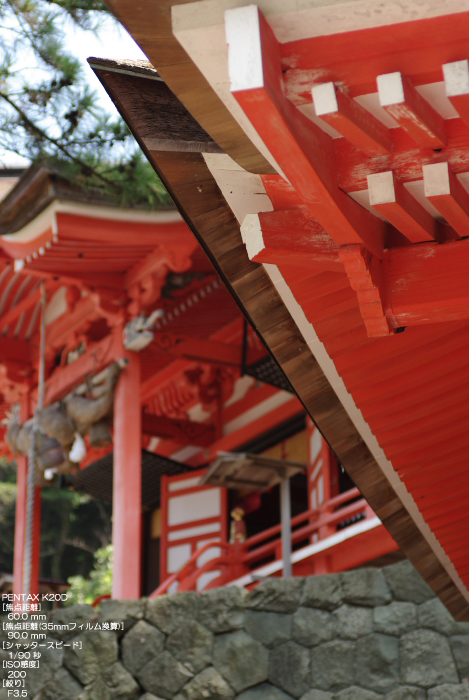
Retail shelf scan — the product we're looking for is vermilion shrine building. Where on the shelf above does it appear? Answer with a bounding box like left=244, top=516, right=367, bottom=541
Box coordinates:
left=0, top=166, right=396, bottom=602
left=84, top=0, right=469, bottom=620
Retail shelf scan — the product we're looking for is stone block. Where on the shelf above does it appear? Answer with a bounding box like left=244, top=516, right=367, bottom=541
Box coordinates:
left=48, top=606, right=95, bottom=641
left=418, top=599, right=458, bottom=636
left=311, top=640, right=356, bottom=691
left=301, top=575, right=343, bottom=611
left=341, top=569, right=392, bottom=607
left=269, top=641, right=311, bottom=698
left=400, top=630, right=459, bottom=687
left=166, top=619, right=213, bottom=674
left=451, top=635, right=469, bottom=681
left=428, top=686, right=469, bottom=700
left=198, top=586, right=246, bottom=633
left=385, top=687, right=426, bottom=700
left=292, top=607, right=336, bottom=647
left=63, top=631, right=117, bottom=686
left=145, top=592, right=198, bottom=635
left=355, top=634, right=399, bottom=693
left=173, top=667, right=235, bottom=700
left=245, top=610, right=292, bottom=648
left=26, top=638, right=63, bottom=696
left=334, top=605, right=373, bottom=639
left=299, top=691, right=333, bottom=700
left=383, top=562, right=434, bottom=605
left=374, top=602, right=417, bottom=636
left=335, top=687, right=383, bottom=700
left=137, top=651, right=193, bottom=699
left=140, top=696, right=167, bottom=700
left=97, top=599, right=144, bottom=634
left=121, top=620, right=165, bottom=676
left=244, top=578, right=304, bottom=613
left=212, top=630, right=269, bottom=693
left=237, top=683, right=295, bottom=700
left=97, top=662, right=140, bottom=700
left=35, top=668, right=82, bottom=700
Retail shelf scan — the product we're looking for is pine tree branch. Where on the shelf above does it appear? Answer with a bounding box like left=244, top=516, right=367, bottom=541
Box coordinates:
left=0, top=90, right=121, bottom=191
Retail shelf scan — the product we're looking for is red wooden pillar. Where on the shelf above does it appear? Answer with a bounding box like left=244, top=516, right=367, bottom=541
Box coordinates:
left=307, top=418, right=334, bottom=574
left=30, top=488, right=41, bottom=599
left=112, top=349, right=142, bottom=599
left=13, top=436, right=27, bottom=599
left=13, top=456, right=27, bottom=598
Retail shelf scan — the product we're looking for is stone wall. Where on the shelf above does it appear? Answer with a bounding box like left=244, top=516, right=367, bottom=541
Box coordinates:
left=3, top=561, right=469, bottom=700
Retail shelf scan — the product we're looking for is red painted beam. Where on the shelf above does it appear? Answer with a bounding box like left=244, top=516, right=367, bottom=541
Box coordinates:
left=337, top=118, right=469, bottom=193
left=56, top=213, right=188, bottom=245
left=125, top=244, right=197, bottom=290
left=280, top=12, right=469, bottom=101
left=339, top=245, right=393, bottom=337
left=241, top=209, right=341, bottom=271
left=312, top=82, right=392, bottom=157
left=19, top=264, right=125, bottom=291
left=44, top=330, right=123, bottom=404
left=423, top=162, right=468, bottom=237
left=385, top=238, right=469, bottom=326
left=0, top=228, right=53, bottom=259
left=377, top=72, right=446, bottom=149
left=339, top=237, right=469, bottom=336
left=142, top=410, right=215, bottom=448
left=367, top=171, right=439, bottom=243
left=152, top=332, right=264, bottom=367
left=226, top=5, right=387, bottom=259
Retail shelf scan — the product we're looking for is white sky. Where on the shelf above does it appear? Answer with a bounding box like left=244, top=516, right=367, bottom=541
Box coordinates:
left=67, top=17, right=147, bottom=89
left=2, top=18, right=147, bottom=167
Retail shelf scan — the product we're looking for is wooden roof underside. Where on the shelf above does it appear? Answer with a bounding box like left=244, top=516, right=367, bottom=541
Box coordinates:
left=92, top=55, right=469, bottom=620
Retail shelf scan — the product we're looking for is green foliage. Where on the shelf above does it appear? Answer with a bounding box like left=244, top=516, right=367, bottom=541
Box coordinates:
left=0, top=462, right=17, bottom=571
left=0, top=0, right=171, bottom=207
left=66, top=543, right=112, bottom=605
left=0, top=457, right=112, bottom=582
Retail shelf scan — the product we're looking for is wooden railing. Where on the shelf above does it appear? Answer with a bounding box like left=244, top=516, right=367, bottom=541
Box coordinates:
left=149, top=541, right=240, bottom=598
left=151, top=487, right=371, bottom=597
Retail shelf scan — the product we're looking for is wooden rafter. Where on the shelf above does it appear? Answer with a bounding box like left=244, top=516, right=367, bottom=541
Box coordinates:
left=240, top=209, right=341, bottom=271
left=423, top=162, right=469, bottom=237
left=312, top=82, right=392, bottom=157
left=226, top=6, right=387, bottom=259
left=377, top=72, right=446, bottom=149
left=367, top=171, right=440, bottom=243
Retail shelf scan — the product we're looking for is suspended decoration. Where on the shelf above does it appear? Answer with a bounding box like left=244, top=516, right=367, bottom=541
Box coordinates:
left=4, top=361, right=123, bottom=480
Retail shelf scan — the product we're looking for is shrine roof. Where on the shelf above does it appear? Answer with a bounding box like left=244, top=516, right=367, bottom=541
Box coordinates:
left=93, top=0, right=469, bottom=618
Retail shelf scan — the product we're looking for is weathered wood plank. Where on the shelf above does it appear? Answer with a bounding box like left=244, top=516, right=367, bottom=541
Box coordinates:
left=101, top=0, right=275, bottom=174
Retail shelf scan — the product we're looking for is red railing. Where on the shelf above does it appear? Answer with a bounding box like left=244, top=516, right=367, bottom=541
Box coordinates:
left=151, top=487, right=372, bottom=597
left=150, top=541, right=241, bottom=598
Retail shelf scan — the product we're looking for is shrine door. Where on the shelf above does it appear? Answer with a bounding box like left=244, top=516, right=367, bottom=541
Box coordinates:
left=160, top=469, right=228, bottom=591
